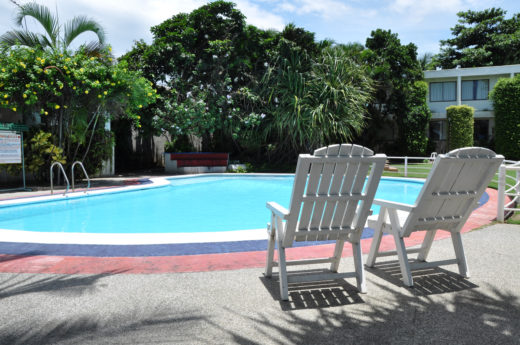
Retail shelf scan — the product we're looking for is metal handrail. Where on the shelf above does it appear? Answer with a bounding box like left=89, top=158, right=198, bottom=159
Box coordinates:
left=71, top=161, right=90, bottom=193
left=50, top=162, right=70, bottom=195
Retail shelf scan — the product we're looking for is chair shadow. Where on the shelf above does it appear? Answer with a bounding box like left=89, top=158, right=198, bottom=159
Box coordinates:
left=0, top=252, right=46, bottom=263
left=259, top=272, right=365, bottom=311
left=365, top=260, right=479, bottom=296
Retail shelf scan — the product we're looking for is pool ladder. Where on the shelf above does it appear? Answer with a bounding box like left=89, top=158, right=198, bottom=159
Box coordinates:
left=50, top=162, right=70, bottom=196
left=50, top=161, right=90, bottom=195
left=71, top=161, right=90, bottom=193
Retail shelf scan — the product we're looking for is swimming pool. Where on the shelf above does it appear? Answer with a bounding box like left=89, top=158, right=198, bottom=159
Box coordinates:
left=0, top=174, right=491, bottom=257
left=0, top=175, right=423, bottom=234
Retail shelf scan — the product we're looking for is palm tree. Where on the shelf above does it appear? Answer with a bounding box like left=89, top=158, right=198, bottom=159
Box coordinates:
left=419, top=52, right=434, bottom=70
left=0, top=2, right=106, bottom=54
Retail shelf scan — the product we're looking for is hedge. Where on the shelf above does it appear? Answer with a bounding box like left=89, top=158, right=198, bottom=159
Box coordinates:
left=490, top=76, right=520, bottom=160
left=447, top=105, right=474, bottom=150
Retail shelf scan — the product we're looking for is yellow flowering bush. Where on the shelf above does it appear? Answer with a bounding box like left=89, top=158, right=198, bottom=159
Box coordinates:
left=0, top=44, right=158, bottom=174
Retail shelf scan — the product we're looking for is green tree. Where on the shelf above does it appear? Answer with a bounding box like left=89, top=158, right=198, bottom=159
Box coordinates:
left=1, top=2, right=106, bottom=54
left=122, top=1, right=278, bottom=153
left=259, top=42, right=373, bottom=161
left=356, top=29, right=424, bottom=154
left=402, top=81, right=431, bottom=155
left=419, top=52, right=434, bottom=70
left=432, top=8, right=520, bottom=68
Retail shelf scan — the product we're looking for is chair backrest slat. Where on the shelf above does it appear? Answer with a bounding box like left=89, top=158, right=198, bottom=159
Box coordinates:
left=338, top=161, right=372, bottom=237
left=310, top=145, right=340, bottom=241
left=319, top=147, right=349, bottom=238
left=283, top=144, right=386, bottom=247
left=402, top=147, right=503, bottom=236
left=296, top=161, right=324, bottom=234
left=329, top=146, right=364, bottom=232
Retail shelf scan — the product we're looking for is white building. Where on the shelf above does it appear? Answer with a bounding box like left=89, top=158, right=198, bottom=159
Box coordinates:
left=424, top=64, right=520, bottom=152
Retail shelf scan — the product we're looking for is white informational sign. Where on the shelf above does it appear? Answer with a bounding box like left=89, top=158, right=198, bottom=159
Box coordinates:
left=0, top=130, right=22, bottom=164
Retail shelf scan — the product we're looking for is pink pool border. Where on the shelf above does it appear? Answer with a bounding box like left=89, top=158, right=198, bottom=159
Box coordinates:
left=0, top=188, right=504, bottom=274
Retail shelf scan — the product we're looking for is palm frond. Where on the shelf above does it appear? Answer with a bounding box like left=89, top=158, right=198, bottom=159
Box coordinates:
left=0, top=29, right=50, bottom=48
left=63, top=16, right=106, bottom=49
left=80, top=41, right=106, bottom=57
left=15, top=2, right=59, bottom=47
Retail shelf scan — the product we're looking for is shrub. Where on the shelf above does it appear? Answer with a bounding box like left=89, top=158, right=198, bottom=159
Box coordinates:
left=401, top=81, right=432, bottom=155
left=490, top=76, right=520, bottom=159
left=447, top=105, right=474, bottom=150
left=231, top=162, right=253, bottom=173
left=5, top=129, right=66, bottom=182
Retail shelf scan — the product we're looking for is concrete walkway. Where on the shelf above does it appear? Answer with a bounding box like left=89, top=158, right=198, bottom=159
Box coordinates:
left=1, top=223, right=519, bottom=344
left=0, top=173, right=161, bottom=201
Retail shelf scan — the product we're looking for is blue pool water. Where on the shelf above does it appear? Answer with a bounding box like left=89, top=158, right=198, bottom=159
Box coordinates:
left=0, top=176, right=424, bottom=234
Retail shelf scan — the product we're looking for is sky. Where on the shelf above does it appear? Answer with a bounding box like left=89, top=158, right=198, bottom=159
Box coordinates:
left=1, top=0, right=520, bottom=58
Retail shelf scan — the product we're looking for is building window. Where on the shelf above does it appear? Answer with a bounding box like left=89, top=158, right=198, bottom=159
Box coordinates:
left=430, top=82, right=456, bottom=102
left=429, top=120, right=446, bottom=140
left=462, top=80, right=489, bottom=100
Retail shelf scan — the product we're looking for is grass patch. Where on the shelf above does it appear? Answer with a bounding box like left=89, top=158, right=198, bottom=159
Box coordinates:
left=488, top=169, right=517, bottom=189
left=382, top=162, right=432, bottom=179
left=383, top=162, right=516, bottom=189
left=506, top=212, right=520, bottom=225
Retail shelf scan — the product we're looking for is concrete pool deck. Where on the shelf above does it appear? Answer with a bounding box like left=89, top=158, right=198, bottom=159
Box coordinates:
left=0, top=223, right=519, bottom=344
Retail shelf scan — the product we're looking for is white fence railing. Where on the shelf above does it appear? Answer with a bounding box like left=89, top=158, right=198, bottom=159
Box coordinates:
left=384, top=155, right=519, bottom=222
left=385, top=155, right=435, bottom=178
left=497, top=160, right=520, bottom=222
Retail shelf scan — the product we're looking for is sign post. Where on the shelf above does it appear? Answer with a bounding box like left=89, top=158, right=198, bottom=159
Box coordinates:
left=0, top=131, right=22, bottom=164
left=0, top=123, right=30, bottom=192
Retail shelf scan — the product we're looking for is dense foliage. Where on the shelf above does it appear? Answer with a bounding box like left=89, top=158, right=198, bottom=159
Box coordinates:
left=431, top=8, right=520, bottom=69
left=0, top=45, right=157, bottom=178
left=259, top=43, right=373, bottom=161
left=3, top=1, right=444, bottom=175
left=347, top=29, right=428, bottom=154
left=123, top=1, right=375, bottom=163
left=121, top=1, right=277, bottom=154
left=490, top=76, right=520, bottom=159
left=446, top=105, right=474, bottom=150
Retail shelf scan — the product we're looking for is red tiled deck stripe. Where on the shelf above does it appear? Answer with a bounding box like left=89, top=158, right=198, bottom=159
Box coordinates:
left=0, top=188, right=504, bottom=274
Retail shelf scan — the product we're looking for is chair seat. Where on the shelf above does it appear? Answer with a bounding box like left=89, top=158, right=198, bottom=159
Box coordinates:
left=367, top=210, right=410, bottom=229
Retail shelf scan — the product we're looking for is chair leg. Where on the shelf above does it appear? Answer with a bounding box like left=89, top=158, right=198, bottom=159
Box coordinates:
left=352, top=242, right=366, bottom=293
left=277, top=238, right=289, bottom=301
left=330, top=239, right=345, bottom=272
left=393, top=232, right=413, bottom=287
left=417, top=230, right=437, bottom=262
left=366, top=208, right=387, bottom=267
left=451, top=232, right=470, bottom=278
left=265, top=224, right=276, bottom=278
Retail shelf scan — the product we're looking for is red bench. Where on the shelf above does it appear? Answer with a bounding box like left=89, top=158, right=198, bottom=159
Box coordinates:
left=170, top=153, right=229, bottom=167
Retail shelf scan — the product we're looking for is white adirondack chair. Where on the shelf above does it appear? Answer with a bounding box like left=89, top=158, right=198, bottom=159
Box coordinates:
left=366, top=147, right=504, bottom=287
left=265, top=144, right=386, bottom=301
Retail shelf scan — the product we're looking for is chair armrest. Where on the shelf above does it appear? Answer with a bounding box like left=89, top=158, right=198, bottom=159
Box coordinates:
left=266, top=201, right=289, bottom=220
left=373, top=199, right=415, bottom=212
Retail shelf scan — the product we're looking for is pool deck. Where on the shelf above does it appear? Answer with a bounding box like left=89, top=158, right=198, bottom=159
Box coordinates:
left=0, top=223, right=518, bottom=344
left=0, top=176, right=519, bottom=344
